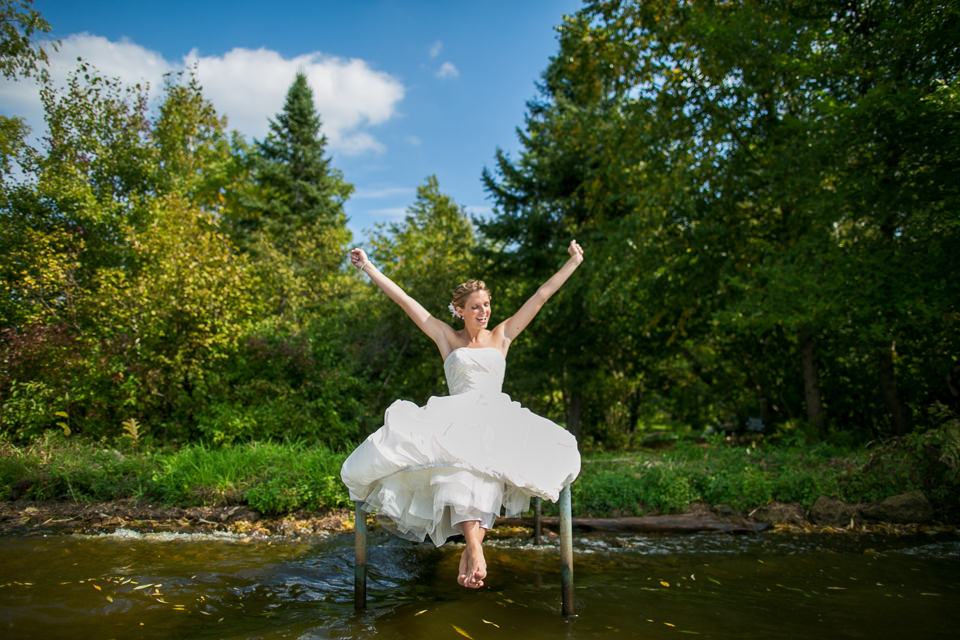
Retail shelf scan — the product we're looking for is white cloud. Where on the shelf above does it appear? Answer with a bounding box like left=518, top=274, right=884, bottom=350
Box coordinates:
left=429, top=41, right=443, bottom=58
left=0, top=33, right=172, bottom=133
left=436, top=61, right=459, bottom=80
left=0, top=33, right=405, bottom=157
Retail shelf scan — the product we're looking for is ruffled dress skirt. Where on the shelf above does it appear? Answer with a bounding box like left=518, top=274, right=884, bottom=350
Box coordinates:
left=341, top=380, right=581, bottom=546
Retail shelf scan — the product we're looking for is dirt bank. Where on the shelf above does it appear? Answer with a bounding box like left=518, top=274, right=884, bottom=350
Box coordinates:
left=2, top=498, right=953, bottom=539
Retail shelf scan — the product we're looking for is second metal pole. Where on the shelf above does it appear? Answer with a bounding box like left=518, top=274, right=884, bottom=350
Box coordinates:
left=533, top=496, right=542, bottom=545
left=354, top=501, right=367, bottom=611
left=559, top=484, right=574, bottom=617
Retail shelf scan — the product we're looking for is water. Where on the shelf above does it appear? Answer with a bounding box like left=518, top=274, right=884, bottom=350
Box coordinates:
left=1, top=528, right=958, bottom=639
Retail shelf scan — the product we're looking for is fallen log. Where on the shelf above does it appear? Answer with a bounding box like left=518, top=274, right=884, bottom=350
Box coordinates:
left=497, top=513, right=769, bottom=534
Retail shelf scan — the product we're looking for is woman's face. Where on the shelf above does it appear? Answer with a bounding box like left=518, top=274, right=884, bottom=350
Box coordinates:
left=458, top=290, right=491, bottom=329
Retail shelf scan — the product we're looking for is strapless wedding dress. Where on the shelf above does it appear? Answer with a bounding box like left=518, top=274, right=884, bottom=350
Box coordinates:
left=340, top=347, right=580, bottom=546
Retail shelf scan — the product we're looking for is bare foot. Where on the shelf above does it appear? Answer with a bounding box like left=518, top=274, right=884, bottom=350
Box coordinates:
left=457, top=542, right=487, bottom=588
left=457, top=521, right=487, bottom=588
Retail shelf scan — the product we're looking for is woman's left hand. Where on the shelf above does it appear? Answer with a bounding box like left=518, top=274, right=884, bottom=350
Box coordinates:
left=568, top=239, right=584, bottom=265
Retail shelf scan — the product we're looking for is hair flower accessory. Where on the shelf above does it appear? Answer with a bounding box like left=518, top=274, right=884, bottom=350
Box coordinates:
left=448, top=302, right=462, bottom=319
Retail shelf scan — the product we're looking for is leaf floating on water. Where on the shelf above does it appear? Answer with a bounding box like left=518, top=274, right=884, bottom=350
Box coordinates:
left=920, top=593, right=941, bottom=597
left=106, top=595, right=113, bottom=603
left=679, top=630, right=701, bottom=635
left=482, top=619, right=500, bottom=628
left=414, top=609, right=428, bottom=616
left=708, top=577, right=722, bottom=586
left=93, top=584, right=102, bottom=591
left=664, top=622, right=676, bottom=627
left=133, top=584, right=153, bottom=591
left=659, top=580, right=671, bottom=588
left=452, top=624, right=474, bottom=639
left=827, top=586, right=847, bottom=591
left=155, top=598, right=169, bottom=604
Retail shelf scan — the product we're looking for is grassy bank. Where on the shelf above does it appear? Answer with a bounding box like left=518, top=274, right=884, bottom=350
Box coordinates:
left=2, top=431, right=957, bottom=520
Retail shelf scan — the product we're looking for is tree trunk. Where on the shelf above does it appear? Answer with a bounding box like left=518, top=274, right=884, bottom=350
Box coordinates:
left=798, top=326, right=825, bottom=435
left=877, top=343, right=909, bottom=435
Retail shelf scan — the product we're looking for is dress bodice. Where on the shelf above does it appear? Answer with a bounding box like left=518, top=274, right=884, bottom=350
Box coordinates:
left=443, top=347, right=505, bottom=396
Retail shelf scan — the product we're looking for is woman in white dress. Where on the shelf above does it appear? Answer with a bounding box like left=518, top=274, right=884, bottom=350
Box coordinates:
left=341, top=240, right=584, bottom=589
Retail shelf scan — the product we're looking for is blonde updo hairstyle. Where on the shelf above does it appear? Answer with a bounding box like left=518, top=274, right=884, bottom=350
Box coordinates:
left=451, top=280, right=490, bottom=316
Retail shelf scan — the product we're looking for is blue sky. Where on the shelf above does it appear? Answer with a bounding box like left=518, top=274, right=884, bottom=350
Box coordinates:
left=2, top=0, right=583, bottom=241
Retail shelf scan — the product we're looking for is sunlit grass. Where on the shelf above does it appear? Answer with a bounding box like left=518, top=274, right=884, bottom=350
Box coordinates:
left=1, top=431, right=955, bottom=518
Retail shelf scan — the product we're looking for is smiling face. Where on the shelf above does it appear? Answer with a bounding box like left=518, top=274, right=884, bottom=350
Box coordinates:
left=457, top=290, right=491, bottom=330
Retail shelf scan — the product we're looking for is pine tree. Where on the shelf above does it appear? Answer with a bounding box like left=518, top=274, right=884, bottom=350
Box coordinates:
left=238, top=71, right=352, bottom=242
left=236, top=72, right=354, bottom=323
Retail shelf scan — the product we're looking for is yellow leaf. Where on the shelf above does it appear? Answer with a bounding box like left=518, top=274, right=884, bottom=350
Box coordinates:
left=452, top=625, right=474, bottom=639
left=414, top=609, right=428, bottom=616
left=482, top=619, right=500, bottom=628
left=93, top=584, right=102, bottom=591
left=660, top=580, right=670, bottom=588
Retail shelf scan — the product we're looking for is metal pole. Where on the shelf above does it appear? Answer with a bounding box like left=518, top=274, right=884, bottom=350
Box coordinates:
left=559, top=484, right=574, bottom=617
left=354, top=502, right=367, bottom=611
left=533, top=496, right=543, bottom=545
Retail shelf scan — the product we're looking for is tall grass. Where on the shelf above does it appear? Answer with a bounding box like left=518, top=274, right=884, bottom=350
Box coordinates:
left=2, top=429, right=957, bottom=519
left=0, top=435, right=351, bottom=514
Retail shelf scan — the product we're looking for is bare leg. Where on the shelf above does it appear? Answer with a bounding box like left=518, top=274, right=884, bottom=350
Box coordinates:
left=457, top=520, right=487, bottom=588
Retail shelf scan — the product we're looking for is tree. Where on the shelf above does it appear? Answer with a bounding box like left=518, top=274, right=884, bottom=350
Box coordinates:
left=231, top=72, right=353, bottom=325
left=236, top=72, right=352, bottom=240
left=365, top=176, right=479, bottom=415
left=482, top=0, right=960, bottom=441
left=0, top=0, right=54, bottom=80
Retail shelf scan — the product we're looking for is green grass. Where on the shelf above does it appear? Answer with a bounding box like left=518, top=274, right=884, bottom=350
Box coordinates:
left=2, top=429, right=957, bottom=519
left=0, top=435, right=352, bottom=514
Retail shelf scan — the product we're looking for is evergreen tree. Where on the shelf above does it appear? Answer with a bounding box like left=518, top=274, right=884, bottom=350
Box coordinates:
left=233, top=72, right=354, bottom=324
left=238, top=72, right=352, bottom=243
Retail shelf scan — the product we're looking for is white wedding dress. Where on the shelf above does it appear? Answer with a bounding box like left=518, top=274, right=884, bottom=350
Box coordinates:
left=340, top=347, right=581, bottom=546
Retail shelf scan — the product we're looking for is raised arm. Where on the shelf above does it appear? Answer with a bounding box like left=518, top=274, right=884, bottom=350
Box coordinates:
left=498, top=240, right=584, bottom=346
left=350, top=248, right=456, bottom=351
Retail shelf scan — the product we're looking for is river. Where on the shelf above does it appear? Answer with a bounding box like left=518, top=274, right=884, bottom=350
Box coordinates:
left=1, top=528, right=957, bottom=638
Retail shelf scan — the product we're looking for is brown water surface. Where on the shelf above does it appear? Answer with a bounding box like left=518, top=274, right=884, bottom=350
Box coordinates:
left=1, top=528, right=957, bottom=638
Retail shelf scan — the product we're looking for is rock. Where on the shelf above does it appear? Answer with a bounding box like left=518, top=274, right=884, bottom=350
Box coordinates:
left=862, top=490, right=934, bottom=524
left=809, top=496, right=859, bottom=526
left=749, top=502, right=806, bottom=525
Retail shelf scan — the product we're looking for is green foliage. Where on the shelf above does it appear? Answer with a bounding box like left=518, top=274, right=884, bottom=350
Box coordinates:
left=481, top=0, right=960, bottom=441
left=364, top=175, right=479, bottom=408
left=0, top=0, right=54, bottom=80
left=147, top=441, right=350, bottom=513
left=0, top=433, right=149, bottom=502
left=2, top=3, right=957, bottom=460
left=1, top=60, right=358, bottom=446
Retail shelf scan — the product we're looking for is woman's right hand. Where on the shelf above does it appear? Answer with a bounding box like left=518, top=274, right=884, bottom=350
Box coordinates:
left=350, top=248, right=369, bottom=270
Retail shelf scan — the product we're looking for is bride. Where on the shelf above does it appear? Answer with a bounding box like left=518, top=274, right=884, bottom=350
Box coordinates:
left=340, top=240, right=584, bottom=589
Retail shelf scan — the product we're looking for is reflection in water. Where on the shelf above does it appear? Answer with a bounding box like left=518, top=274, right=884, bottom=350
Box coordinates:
left=1, top=528, right=958, bottom=639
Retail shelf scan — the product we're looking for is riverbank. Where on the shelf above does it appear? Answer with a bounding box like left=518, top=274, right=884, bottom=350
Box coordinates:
left=2, top=495, right=955, bottom=540
left=2, top=432, right=958, bottom=531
